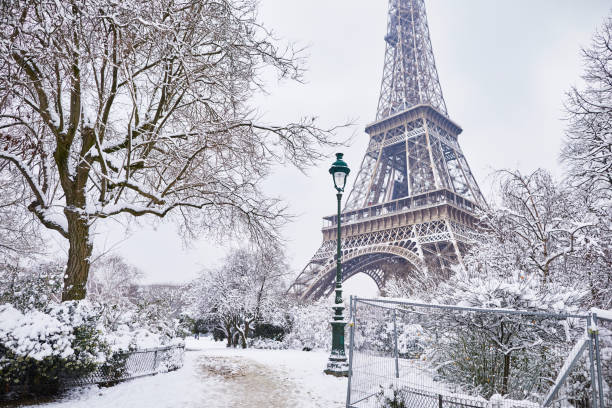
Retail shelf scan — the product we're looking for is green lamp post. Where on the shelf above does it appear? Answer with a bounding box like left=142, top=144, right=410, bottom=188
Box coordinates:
left=324, top=152, right=350, bottom=377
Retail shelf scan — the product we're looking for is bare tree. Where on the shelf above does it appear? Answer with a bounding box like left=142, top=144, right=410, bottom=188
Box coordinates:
left=87, top=255, right=142, bottom=300
left=0, top=178, right=43, bottom=263
left=0, top=0, right=342, bottom=300
left=562, top=15, right=612, bottom=198
left=495, top=169, right=592, bottom=283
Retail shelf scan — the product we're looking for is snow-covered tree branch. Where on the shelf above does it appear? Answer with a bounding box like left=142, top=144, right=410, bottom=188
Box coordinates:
left=0, top=0, right=344, bottom=301
left=562, top=15, right=612, bottom=198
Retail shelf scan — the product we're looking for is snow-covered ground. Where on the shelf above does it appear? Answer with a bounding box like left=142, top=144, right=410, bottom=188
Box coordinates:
left=20, top=337, right=347, bottom=408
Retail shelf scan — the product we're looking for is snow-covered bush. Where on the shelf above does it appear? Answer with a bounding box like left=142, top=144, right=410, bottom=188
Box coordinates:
left=351, top=304, right=431, bottom=359
left=0, top=262, right=63, bottom=312
left=430, top=268, right=586, bottom=400
left=282, top=301, right=331, bottom=351
left=249, top=338, right=286, bottom=350
left=0, top=302, right=109, bottom=396
left=253, top=323, right=288, bottom=342
left=396, top=323, right=429, bottom=359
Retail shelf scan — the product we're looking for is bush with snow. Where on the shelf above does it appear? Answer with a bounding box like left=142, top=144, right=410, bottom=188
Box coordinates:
left=0, top=301, right=109, bottom=397
left=0, top=262, right=63, bottom=312
left=0, top=297, right=185, bottom=399
left=282, top=301, right=331, bottom=351
left=429, top=268, right=587, bottom=400
left=249, top=338, right=286, bottom=350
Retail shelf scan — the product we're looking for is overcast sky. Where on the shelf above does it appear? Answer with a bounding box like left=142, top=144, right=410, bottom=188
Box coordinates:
left=68, top=1, right=610, bottom=290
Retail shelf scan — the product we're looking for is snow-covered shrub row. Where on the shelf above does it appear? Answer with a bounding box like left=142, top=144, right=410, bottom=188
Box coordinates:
left=0, top=256, right=186, bottom=353
left=376, top=385, right=538, bottom=408
left=0, top=295, right=186, bottom=399
left=0, top=301, right=109, bottom=397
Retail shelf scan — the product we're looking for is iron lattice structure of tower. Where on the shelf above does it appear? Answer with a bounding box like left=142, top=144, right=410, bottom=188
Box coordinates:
left=288, top=0, right=486, bottom=300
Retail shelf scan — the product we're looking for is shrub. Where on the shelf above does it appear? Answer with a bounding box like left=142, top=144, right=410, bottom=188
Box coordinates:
left=0, top=262, right=63, bottom=312
left=249, top=338, right=286, bottom=350
left=0, top=302, right=109, bottom=398
left=253, top=323, right=287, bottom=341
left=280, top=301, right=331, bottom=350
left=376, top=385, right=410, bottom=408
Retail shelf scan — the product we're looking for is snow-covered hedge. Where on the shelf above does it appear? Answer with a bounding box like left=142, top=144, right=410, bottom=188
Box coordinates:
left=0, top=298, right=185, bottom=398
left=248, top=338, right=286, bottom=350
left=0, top=302, right=109, bottom=396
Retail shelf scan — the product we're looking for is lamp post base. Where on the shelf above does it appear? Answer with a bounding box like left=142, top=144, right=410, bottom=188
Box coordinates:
left=325, top=317, right=349, bottom=377
left=324, top=355, right=349, bottom=377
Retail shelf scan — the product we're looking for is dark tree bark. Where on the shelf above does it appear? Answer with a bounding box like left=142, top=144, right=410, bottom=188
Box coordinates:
left=63, top=213, right=93, bottom=301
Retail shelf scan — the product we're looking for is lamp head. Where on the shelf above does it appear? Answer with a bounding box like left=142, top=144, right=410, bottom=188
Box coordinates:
left=329, top=153, right=350, bottom=192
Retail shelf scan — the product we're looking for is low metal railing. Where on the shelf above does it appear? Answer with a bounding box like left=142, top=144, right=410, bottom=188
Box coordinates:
left=62, top=344, right=185, bottom=387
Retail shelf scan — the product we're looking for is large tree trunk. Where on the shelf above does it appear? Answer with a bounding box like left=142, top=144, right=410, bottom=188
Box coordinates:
left=61, top=212, right=93, bottom=301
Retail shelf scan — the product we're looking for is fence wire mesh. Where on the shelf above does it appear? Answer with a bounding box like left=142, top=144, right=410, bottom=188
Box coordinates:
left=62, top=344, right=185, bottom=387
left=346, top=297, right=610, bottom=408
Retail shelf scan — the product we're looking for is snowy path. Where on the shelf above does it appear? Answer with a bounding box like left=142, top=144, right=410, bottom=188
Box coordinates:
left=21, top=338, right=347, bottom=408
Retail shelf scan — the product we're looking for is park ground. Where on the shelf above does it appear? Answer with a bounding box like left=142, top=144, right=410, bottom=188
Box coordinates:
left=21, top=337, right=347, bottom=408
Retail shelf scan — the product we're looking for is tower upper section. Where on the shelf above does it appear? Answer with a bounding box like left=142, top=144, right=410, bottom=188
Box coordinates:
left=376, top=0, right=447, bottom=120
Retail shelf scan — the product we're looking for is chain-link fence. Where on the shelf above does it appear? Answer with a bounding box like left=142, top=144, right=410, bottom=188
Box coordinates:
left=346, top=297, right=610, bottom=408
left=62, top=344, right=185, bottom=387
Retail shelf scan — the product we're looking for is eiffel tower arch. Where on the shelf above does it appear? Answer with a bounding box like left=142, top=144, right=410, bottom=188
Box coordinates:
left=288, top=0, right=485, bottom=301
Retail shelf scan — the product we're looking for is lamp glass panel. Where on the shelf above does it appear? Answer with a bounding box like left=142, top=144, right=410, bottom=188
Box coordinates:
left=334, top=172, right=346, bottom=189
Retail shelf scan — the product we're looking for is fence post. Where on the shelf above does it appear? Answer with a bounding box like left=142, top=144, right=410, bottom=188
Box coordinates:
left=586, top=315, right=598, bottom=408
left=153, top=349, right=159, bottom=372
left=438, top=394, right=442, bottom=408
left=346, top=297, right=356, bottom=408
left=591, top=313, right=605, bottom=408
left=393, top=308, right=399, bottom=379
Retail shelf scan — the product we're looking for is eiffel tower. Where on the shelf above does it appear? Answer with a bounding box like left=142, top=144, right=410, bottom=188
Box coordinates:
left=288, top=0, right=486, bottom=301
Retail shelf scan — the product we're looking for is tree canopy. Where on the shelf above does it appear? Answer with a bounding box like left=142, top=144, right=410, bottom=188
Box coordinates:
left=0, top=0, right=341, bottom=300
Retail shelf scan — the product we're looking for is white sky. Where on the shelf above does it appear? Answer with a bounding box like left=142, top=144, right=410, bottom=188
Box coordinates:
left=63, top=1, right=609, bottom=290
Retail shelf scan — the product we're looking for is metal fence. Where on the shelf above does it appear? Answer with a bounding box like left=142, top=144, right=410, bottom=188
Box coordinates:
left=346, top=297, right=611, bottom=408
left=63, top=344, right=185, bottom=387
